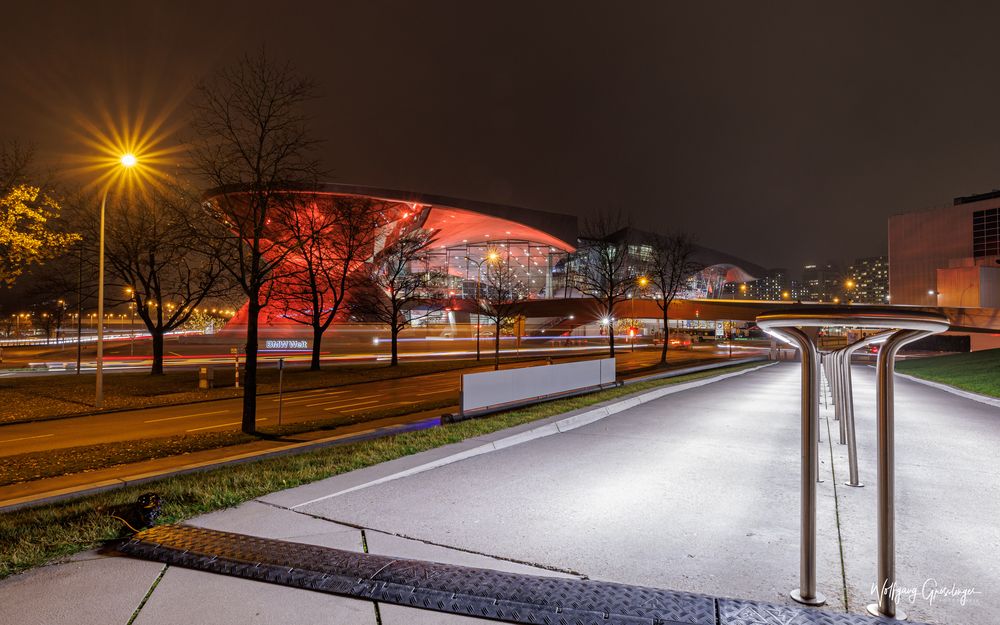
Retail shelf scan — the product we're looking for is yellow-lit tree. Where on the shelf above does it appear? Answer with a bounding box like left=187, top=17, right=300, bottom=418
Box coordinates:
left=0, top=184, right=80, bottom=287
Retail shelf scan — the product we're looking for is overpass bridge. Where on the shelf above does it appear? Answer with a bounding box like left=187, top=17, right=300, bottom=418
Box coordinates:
left=514, top=298, right=1000, bottom=333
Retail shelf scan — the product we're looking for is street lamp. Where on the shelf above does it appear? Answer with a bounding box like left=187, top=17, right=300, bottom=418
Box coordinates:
left=465, top=249, right=502, bottom=361
left=95, top=153, right=138, bottom=409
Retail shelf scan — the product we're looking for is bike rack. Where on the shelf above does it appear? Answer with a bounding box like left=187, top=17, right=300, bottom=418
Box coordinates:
left=756, top=307, right=949, bottom=620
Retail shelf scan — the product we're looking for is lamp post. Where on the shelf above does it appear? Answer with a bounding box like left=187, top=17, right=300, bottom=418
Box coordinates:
left=465, top=249, right=501, bottom=361
left=125, top=288, right=136, bottom=356
left=95, top=153, right=137, bottom=409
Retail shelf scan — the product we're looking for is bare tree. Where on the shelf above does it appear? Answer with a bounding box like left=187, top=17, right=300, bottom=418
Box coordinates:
left=190, top=48, right=322, bottom=434
left=572, top=211, right=635, bottom=357
left=479, top=257, right=526, bottom=370
left=274, top=196, right=381, bottom=370
left=348, top=229, right=443, bottom=366
left=645, top=232, right=700, bottom=364
left=85, top=184, right=232, bottom=374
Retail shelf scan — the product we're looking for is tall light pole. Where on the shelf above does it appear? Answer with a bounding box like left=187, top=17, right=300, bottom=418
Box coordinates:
left=95, top=153, right=137, bottom=409
left=465, top=249, right=500, bottom=362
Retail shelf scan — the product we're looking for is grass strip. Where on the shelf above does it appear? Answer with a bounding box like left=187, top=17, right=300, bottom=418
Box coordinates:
left=0, top=361, right=761, bottom=580
left=895, top=348, right=1000, bottom=398
left=0, top=399, right=454, bottom=487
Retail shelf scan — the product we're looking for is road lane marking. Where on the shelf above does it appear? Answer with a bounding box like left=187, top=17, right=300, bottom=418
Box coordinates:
left=0, top=433, right=55, bottom=444
left=324, top=399, right=379, bottom=412
left=307, top=394, right=378, bottom=408
left=187, top=419, right=267, bottom=432
left=276, top=390, right=350, bottom=403
left=145, top=410, right=229, bottom=423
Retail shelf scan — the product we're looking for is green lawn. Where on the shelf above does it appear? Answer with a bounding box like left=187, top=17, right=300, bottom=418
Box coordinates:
left=896, top=348, right=1000, bottom=398
left=0, top=361, right=764, bottom=579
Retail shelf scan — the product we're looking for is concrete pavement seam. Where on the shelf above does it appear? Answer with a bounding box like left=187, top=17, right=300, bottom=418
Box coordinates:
left=825, top=414, right=850, bottom=612
left=289, top=362, right=778, bottom=509
left=894, top=372, right=1000, bottom=408
left=256, top=499, right=590, bottom=578
left=124, top=563, right=167, bottom=625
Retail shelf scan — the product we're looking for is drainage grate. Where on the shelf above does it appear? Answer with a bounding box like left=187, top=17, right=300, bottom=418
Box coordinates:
left=119, top=524, right=928, bottom=625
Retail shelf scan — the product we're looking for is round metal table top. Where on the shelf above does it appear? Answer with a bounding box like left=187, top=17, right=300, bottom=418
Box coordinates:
left=755, top=305, right=950, bottom=333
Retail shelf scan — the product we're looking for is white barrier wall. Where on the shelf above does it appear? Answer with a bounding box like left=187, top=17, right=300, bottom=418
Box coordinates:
left=461, top=358, right=616, bottom=414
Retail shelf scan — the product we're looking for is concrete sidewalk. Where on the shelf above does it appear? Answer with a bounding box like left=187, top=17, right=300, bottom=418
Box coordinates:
left=2, top=362, right=995, bottom=624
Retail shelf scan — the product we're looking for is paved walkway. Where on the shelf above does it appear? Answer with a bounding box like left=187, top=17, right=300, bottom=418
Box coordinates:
left=2, top=362, right=996, bottom=624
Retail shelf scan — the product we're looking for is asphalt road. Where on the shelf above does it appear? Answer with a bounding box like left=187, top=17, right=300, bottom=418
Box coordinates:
left=0, top=347, right=753, bottom=457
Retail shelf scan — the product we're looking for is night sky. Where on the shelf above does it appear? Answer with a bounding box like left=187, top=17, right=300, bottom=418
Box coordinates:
left=3, top=1, right=1000, bottom=275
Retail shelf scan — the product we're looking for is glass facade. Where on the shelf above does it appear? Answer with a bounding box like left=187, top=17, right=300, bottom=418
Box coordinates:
left=419, top=240, right=570, bottom=300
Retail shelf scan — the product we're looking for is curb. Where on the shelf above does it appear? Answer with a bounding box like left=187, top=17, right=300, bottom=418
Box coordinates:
left=0, top=414, right=448, bottom=511
left=894, top=371, right=1000, bottom=408
left=290, top=361, right=778, bottom=509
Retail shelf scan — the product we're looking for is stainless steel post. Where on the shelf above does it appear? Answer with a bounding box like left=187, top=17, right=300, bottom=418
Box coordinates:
left=820, top=353, right=829, bottom=409
left=842, top=348, right=862, bottom=487
left=837, top=351, right=848, bottom=444
left=830, top=354, right=841, bottom=422
left=867, top=328, right=926, bottom=620
left=813, top=357, right=823, bottom=482
left=772, top=326, right=826, bottom=607
left=840, top=330, right=891, bottom=488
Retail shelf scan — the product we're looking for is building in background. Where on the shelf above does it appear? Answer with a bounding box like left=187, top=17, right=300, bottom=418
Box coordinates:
left=889, top=190, right=1000, bottom=307
left=846, top=256, right=889, bottom=303
left=740, top=268, right=789, bottom=301
left=204, top=183, right=766, bottom=336
left=802, top=262, right=842, bottom=302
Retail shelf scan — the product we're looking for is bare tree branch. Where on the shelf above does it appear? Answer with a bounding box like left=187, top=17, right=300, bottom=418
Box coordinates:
left=189, top=47, right=322, bottom=434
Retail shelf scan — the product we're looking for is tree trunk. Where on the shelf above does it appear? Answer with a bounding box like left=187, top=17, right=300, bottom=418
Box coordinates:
left=660, top=308, right=669, bottom=364
left=242, top=298, right=260, bottom=435
left=390, top=325, right=399, bottom=366
left=494, top=320, right=501, bottom=370
left=310, top=324, right=323, bottom=371
left=151, top=330, right=165, bottom=375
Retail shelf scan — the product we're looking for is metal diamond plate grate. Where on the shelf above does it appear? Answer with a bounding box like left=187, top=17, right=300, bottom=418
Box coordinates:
left=120, top=524, right=715, bottom=625
left=718, top=599, right=928, bottom=625
left=119, top=525, right=931, bottom=625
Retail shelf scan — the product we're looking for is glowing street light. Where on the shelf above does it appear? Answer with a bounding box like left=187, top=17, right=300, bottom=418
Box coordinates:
left=95, top=153, right=139, bottom=409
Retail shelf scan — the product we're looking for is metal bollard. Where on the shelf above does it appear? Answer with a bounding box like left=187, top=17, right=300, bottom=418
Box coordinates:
left=198, top=366, right=214, bottom=390
left=837, top=351, right=848, bottom=444
left=867, top=329, right=927, bottom=620
left=841, top=349, right=863, bottom=487
left=769, top=326, right=826, bottom=607
left=757, top=309, right=948, bottom=615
